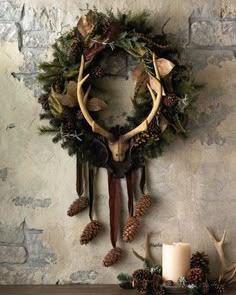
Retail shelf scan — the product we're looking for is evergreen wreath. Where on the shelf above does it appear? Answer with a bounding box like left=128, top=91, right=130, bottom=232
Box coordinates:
left=37, top=9, right=197, bottom=266
left=38, top=9, right=195, bottom=165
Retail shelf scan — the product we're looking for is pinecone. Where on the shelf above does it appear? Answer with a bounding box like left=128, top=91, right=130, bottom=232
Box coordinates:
left=133, top=132, right=150, bottom=148
left=199, top=281, right=210, bottom=294
left=165, top=280, right=174, bottom=286
left=119, top=281, right=133, bottom=289
left=102, top=19, right=121, bottom=41
left=135, top=279, right=149, bottom=294
left=135, top=194, right=152, bottom=217
left=53, top=78, right=64, bottom=93
left=191, top=251, right=210, bottom=274
left=38, top=94, right=49, bottom=110
left=209, top=280, right=225, bottom=293
left=133, top=269, right=151, bottom=281
left=103, top=247, right=122, bottom=267
left=80, top=220, right=102, bottom=245
left=62, top=121, right=75, bottom=134
left=67, top=197, right=89, bottom=216
left=69, top=38, right=82, bottom=64
left=163, top=94, right=177, bottom=107
left=90, top=66, right=104, bottom=79
left=122, top=216, right=139, bottom=242
left=152, top=274, right=163, bottom=284
left=156, top=286, right=166, bottom=295
left=186, top=267, right=204, bottom=285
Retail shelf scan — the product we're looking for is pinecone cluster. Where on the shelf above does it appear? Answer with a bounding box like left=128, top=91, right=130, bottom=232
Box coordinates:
left=103, top=247, right=122, bottom=267
left=191, top=251, right=210, bottom=274
left=132, top=268, right=165, bottom=294
left=67, top=196, right=89, bottom=216
left=123, top=194, right=152, bottom=242
left=80, top=220, right=102, bottom=245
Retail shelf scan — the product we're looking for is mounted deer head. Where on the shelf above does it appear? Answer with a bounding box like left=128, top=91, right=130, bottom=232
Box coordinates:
left=77, top=54, right=162, bottom=162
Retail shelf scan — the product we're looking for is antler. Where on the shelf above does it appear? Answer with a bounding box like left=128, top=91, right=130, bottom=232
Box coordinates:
left=206, top=227, right=236, bottom=285
left=121, top=53, right=162, bottom=142
left=77, top=55, right=113, bottom=140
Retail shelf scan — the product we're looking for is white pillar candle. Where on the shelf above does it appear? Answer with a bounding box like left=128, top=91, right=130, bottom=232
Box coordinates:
left=162, top=242, right=191, bottom=284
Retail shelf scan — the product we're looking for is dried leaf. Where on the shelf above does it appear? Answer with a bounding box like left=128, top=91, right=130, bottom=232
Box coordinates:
left=155, top=58, right=175, bottom=77
left=77, top=10, right=96, bottom=38
left=57, top=81, right=78, bottom=107
left=159, top=114, right=169, bottom=133
left=87, top=97, right=108, bottom=112
left=132, top=63, right=146, bottom=83
left=48, top=89, right=64, bottom=117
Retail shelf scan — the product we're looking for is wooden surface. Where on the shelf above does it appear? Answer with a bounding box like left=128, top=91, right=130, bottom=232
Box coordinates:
left=0, top=285, right=235, bottom=295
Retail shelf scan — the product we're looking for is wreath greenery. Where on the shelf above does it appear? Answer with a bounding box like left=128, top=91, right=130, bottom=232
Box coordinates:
left=38, top=9, right=195, bottom=167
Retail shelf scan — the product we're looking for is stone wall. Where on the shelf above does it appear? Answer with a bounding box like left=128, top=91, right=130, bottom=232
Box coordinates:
left=0, top=0, right=236, bottom=285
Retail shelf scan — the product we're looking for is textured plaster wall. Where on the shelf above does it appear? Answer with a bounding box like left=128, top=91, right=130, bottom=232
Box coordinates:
left=0, top=0, right=236, bottom=285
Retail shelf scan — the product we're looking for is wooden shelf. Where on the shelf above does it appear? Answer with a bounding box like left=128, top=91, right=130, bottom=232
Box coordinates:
left=0, top=284, right=235, bottom=295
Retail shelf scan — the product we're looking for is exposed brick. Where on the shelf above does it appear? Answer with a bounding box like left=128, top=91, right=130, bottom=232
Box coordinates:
left=0, top=1, right=23, bottom=22
left=0, top=246, right=27, bottom=264
left=191, top=21, right=236, bottom=47
left=22, top=31, right=56, bottom=48
left=22, top=6, right=60, bottom=32
left=0, top=23, right=18, bottom=42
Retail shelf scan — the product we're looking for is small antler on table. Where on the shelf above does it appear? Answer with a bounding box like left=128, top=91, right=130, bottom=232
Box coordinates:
left=206, top=227, right=236, bottom=285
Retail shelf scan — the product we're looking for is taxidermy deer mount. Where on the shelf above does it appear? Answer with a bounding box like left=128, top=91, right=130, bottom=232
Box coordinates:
left=77, top=54, right=162, bottom=177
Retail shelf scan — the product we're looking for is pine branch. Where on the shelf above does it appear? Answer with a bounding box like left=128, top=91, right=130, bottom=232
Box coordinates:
left=38, top=126, right=60, bottom=134
left=117, top=273, right=133, bottom=282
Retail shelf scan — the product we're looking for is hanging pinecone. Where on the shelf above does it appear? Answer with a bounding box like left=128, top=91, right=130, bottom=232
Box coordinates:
left=69, top=38, right=82, bottom=64
left=80, top=220, right=102, bottom=245
left=163, top=94, right=177, bottom=107
left=67, top=196, right=89, bottom=216
left=209, top=280, right=225, bottom=293
left=103, top=247, right=122, bottom=267
left=135, top=194, right=152, bottom=217
left=186, top=267, right=204, bottom=285
left=38, top=94, right=49, bottom=111
left=122, top=216, right=139, bottom=242
left=191, top=251, right=210, bottom=274
left=90, top=66, right=105, bottom=79
left=199, top=281, right=210, bottom=294
left=133, top=269, right=151, bottom=281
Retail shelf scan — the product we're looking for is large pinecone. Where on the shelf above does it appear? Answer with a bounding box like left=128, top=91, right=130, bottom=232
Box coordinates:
left=199, top=281, right=210, bottom=294
left=135, top=194, right=152, bottom=217
left=122, top=216, right=139, bottom=242
left=135, top=279, right=149, bottom=294
left=209, top=280, right=225, bottom=293
left=191, top=251, right=210, bottom=274
left=103, top=247, right=122, bottom=267
left=67, top=196, right=89, bottom=216
left=187, top=267, right=204, bottom=285
left=133, top=269, right=151, bottom=281
left=80, top=220, right=102, bottom=245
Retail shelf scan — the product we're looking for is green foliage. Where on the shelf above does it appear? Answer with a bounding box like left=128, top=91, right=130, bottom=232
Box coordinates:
left=117, top=273, right=133, bottom=282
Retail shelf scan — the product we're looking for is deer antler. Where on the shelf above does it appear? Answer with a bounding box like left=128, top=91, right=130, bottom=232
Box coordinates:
left=206, top=227, right=236, bottom=285
left=77, top=55, right=113, bottom=140
left=121, top=53, right=162, bottom=142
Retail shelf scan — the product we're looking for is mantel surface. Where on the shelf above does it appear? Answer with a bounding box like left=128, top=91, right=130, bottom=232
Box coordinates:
left=0, top=285, right=235, bottom=295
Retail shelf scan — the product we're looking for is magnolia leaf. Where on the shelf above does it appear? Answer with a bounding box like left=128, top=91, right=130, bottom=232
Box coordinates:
left=155, top=58, right=175, bottom=77
left=77, top=10, right=96, bottom=38
left=48, top=89, right=64, bottom=118
left=87, top=97, right=108, bottom=112
left=57, top=81, right=78, bottom=107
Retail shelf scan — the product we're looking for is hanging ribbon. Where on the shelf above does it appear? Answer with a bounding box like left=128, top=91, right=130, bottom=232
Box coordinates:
left=140, top=165, right=146, bottom=194
left=108, top=172, right=121, bottom=248
left=88, top=166, right=95, bottom=221
left=126, top=170, right=136, bottom=216
left=76, top=153, right=84, bottom=197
